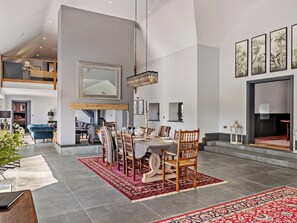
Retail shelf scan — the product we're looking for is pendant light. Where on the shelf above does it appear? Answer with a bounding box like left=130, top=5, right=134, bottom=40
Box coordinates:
left=126, top=0, right=158, bottom=90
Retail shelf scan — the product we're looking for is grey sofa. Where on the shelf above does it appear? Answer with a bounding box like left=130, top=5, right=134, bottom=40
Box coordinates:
left=88, top=125, right=100, bottom=143
left=75, top=121, right=90, bottom=138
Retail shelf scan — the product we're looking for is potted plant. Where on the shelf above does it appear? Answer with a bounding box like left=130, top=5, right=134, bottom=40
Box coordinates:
left=0, top=125, right=23, bottom=178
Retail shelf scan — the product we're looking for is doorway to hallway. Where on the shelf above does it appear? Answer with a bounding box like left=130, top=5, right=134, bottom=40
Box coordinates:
left=246, top=76, right=294, bottom=151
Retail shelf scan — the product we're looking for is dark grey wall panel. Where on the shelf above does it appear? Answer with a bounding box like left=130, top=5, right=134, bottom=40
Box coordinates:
left=3, top=62, right=22, bottom=79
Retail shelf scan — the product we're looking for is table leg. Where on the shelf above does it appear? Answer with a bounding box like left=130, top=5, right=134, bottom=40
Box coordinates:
left=142, top=153, right=176, bottom=183
left=286, top=123, right=290, bottom=141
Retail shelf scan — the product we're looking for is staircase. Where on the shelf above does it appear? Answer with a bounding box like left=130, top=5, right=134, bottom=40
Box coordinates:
left=82, top=110, right=94, bottom=124
left=205, top=141, right=297, bottom=169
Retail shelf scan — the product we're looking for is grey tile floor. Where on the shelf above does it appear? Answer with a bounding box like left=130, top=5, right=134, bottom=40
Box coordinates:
left=3, top=143, right=297, bottom=223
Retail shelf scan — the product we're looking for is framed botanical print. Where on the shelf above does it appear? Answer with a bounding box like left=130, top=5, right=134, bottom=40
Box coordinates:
left=138, top=99, right=144, bottom=115
left=235, top=40, right=248, bottom=78
left=133, top=100, right=138, bottom=115
left=251, top=34, right=266, bottom=75
left=270, top=27, right=287, bottom=72
left=133, top=99, right=144, bottom=115
left=292, top=24, right=297, bottom=69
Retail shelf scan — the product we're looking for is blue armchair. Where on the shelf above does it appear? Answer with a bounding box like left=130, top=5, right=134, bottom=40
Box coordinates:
left=27, top=124, right=54, bottom=144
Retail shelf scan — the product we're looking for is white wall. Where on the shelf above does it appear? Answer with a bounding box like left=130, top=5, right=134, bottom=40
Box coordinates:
left=104, top=110, right=116, bottom=122
left=0, top=99, right=5, bottom=110
left=133, top=0, right=198, bottom=137
left=219, top=0, right=297, bottom=134
left=255, top=81, right=289, bottom=114
left=198, top=44, right=220, bottom=137
left=5, top=95, right=57, bottom=124
left=195, top=0, right=259, bottom=47
left=136, top=0, right=197, bottom=66
left=134, top=45, right=198, bottom=136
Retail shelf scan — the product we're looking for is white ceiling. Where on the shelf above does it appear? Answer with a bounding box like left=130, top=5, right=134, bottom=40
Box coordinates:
left=0, top=0, right=169, bottom=60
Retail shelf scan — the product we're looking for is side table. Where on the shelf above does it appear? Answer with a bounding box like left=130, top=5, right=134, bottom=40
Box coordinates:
left=0, top=190, right=38, bottom=223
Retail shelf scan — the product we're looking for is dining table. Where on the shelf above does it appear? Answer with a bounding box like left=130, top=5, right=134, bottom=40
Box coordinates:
left=133, top=137, right=178, bottom=183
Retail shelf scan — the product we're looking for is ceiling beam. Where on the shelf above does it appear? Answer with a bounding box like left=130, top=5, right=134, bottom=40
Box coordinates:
left=68, top=103, right=129, bottom=110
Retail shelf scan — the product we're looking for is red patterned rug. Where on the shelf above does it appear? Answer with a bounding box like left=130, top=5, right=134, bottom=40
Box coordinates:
left=78, top=156, right=224, bottom=202
left=155, top=186, right=297, bottom=223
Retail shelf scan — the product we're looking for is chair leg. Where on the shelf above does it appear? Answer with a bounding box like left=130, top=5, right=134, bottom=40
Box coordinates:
left=194, top=164, right=197, bottom=189
left=117, top=151, right=120, bottom=171
left=176, top=166, right=180, bottom=192
left=123, top=155, right=126, bottom=175
left=162, top=158, right=165, bottom=189
left=132, top=158, right=135, bottom=181
left=102, top=148, right=106, bottom=163
left=125, top=158, right=128, bottom=177
left=139, top=159, right=142, bottom=175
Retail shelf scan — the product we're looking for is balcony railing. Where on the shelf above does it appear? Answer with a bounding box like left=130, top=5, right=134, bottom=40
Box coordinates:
left=0, top=56, right=57, bottom=90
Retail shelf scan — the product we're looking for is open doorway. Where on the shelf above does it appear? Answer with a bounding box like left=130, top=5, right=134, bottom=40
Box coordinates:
left=11, top=100, right=31, bottom=132
left=246, top=76, right=294, bottom=151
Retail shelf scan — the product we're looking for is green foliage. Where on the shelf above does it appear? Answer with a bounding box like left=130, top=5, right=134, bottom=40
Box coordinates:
left=0, top=130, right=22, bottom=166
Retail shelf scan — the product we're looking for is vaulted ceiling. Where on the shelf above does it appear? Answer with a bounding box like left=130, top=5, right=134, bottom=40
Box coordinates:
left=0, top=0, right=169, bottom=60
left=0, top=0, right=266, bottom=61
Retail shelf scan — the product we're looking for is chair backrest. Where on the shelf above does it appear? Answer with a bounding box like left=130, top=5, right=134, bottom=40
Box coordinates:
left=115, top=131, right=124, bottom=155
left=140, top=126, right=146, bottom=134
left=174, top=130, right=179, bottom=140
left=102, top=126, right=114, bottom=161
left=176, top=129, right=200, bottom=162
left=146, top=127, right=155, bottom=135
left=123, top=134, right=134, bottom=157
left=140, top=126, right=155, bottom=136
left=158, top=125, right=171, bottom=137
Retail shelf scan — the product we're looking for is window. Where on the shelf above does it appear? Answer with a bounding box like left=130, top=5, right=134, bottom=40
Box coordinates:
left=168, top=102, right=183, bottom=122
left=148, top=103, right=159, bottom=121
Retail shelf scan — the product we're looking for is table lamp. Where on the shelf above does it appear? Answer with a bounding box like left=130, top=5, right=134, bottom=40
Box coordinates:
left=48, top=110, right=54, bottom=121
left=0, top=111, right=11, bottom=130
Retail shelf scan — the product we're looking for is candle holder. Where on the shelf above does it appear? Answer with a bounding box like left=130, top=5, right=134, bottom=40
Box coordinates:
left=230, top=120, right=243, bottom=144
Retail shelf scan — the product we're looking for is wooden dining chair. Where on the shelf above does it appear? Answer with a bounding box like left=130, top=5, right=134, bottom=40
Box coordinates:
left=98, top=129, right=107, bottom=164
left=173, top=130, right=179, bottom=140
left=162, top=129, right=200, bottom=192
left=140, top=126, right=146, bottom=134
left=115, top=131, right=125, bottom=173
left=102, top=126, right=115, bottom=170
left=123, top=134, right=148, bottom=181
left=158, top=126, right=171, bottom=137
left=146, top=127, right=155, bottom=135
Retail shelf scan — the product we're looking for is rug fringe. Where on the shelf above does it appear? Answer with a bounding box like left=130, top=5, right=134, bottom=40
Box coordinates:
left=132, top=180, right=228, bottom=203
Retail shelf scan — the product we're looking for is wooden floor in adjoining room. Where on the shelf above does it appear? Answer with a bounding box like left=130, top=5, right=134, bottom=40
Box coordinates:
left=250, top=135, right=290, bottom=151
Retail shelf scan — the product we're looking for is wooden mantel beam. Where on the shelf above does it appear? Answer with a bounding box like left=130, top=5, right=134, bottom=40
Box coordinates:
left=68, top=103, right=129, bottom=110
